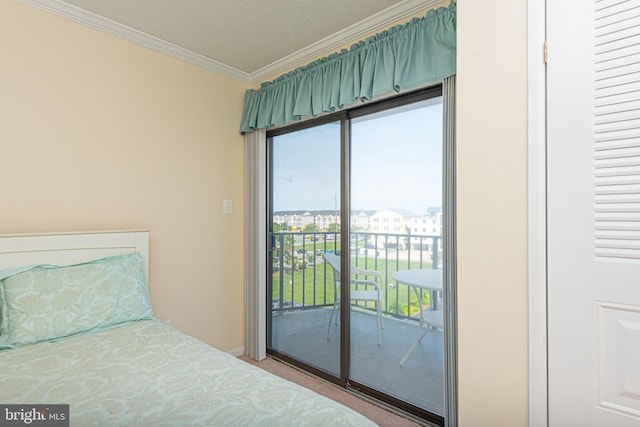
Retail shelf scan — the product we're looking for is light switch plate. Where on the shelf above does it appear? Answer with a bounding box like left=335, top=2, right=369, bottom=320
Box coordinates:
left=223, top=199, right=233, bottom=214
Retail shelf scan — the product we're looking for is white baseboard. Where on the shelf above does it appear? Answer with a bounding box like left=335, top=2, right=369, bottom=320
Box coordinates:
left=228, top=346, right=245, bottom=357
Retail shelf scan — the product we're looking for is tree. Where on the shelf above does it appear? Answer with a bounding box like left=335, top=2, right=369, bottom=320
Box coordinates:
left=303, top=223, right=318, bottom=233
left=273, top=222, right=290, bottom=232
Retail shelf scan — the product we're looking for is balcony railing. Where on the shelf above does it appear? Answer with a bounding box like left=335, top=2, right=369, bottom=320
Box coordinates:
left=270, top=231, right=442, bottom=321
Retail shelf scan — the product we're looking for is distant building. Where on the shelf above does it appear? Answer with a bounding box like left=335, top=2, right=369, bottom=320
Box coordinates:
left=352, top=211, right=374, bottom=230
left=367, top=209, right=413, bottom=249
left=273, top=210, right=340, bottom=231
left=408, top=208, right=443, bottom=251
left=272, top=208, right=441, bottom=240
left=314, top=212, right=340, bottom=230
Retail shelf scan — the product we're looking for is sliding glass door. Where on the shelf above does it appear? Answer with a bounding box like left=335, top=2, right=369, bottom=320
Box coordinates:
left=267, top=87, right=447, bottom=424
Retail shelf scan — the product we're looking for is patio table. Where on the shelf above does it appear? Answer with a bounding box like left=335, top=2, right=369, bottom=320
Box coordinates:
left=392, top=268, right=443, bottom=366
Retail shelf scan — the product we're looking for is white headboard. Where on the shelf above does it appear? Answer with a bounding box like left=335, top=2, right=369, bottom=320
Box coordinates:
left=0, top=231, right=150, bottom=284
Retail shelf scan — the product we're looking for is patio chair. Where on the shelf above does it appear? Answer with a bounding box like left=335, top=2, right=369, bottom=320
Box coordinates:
left=324, top=253, right=384, bottom=345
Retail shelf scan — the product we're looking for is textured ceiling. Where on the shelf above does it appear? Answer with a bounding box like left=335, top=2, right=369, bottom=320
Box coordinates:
left=58, top=0, right=408, bottom=75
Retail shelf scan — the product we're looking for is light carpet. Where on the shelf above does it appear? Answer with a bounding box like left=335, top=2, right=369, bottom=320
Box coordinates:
left=238, top=355, right=427, bottom=426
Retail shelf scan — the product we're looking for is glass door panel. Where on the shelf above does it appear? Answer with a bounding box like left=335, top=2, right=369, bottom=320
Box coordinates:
left=349, top=97, right=445, bottom=415
left=268, top=122, right=341, bottom=377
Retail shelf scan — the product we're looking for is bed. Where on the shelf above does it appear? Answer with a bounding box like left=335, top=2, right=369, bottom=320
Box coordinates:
left=0, top=231, right=377, bottom=426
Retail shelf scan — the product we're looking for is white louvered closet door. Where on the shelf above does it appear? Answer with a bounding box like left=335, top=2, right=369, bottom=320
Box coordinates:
left=548, top=0, right=640, bottom=426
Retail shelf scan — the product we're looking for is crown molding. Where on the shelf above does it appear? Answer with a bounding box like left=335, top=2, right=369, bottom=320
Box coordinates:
left=18, top=0, right=252, bottom=83
left=18, top=0, right=442, bottom=85
left=248, top=0, right=443, bottom=84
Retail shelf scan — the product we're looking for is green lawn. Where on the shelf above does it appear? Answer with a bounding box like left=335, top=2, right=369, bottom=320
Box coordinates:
left=271, top=255, right=434, bottom=318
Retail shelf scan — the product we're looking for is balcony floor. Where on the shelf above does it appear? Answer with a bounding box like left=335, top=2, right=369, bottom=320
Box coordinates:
left=270, top=308, right=444, bottom=415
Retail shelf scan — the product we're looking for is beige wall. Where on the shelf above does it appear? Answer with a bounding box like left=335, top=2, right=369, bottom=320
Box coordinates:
left=0, top=1, right=248, bottom=352
left=457, top=1, right=529, bottom=425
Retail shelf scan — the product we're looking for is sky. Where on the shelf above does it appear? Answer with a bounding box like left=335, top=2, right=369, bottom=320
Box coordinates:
left=271, top=97, right=443, bottom=215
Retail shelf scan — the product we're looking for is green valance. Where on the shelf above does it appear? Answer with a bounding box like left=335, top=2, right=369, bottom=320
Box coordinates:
left=239, top=2, right=456, bottom=133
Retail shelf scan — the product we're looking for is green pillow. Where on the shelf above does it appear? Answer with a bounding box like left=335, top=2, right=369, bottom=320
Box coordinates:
left=0, top=252, right=152, bottom=348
